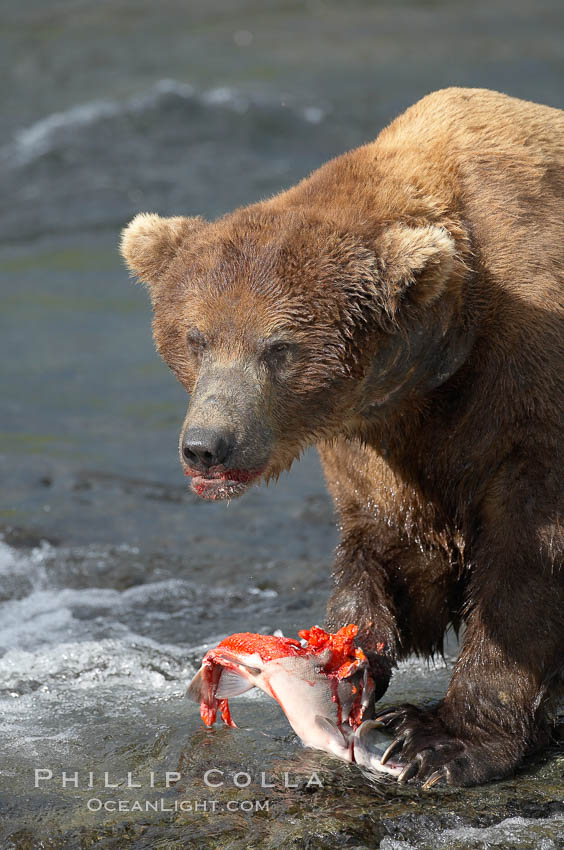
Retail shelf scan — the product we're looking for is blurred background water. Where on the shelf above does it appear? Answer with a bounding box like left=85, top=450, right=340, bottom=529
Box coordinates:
left=1, top=1, right=563, bottom=847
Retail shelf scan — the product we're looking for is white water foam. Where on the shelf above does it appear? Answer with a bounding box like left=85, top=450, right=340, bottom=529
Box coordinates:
left=379, top=814, right=564, bottom=849
left=0, top=539, right=280, bottom=706
left=4, top=79, right=326, bottom=168
left=12, top=100, right=122, bottom=164
left=0, top=538, right=50, bottom=589
left=0, top=637, right=188, bottom=695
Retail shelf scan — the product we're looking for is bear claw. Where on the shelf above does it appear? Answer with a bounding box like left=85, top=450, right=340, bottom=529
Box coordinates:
left=421, top=769, right=444, bottom=789
left=372, top=703, right=483, bottom=786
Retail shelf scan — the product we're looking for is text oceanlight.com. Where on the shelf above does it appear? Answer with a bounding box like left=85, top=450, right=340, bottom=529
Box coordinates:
left=86, top=798, right=270, bottom=813
left=34, top=768, right=324, bottom=815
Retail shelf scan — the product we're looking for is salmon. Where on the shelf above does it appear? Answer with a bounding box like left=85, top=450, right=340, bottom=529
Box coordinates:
left=187, top=624, right=402, bottom=775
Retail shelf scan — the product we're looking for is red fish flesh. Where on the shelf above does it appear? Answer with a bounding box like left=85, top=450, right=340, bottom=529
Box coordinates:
left=187, top=624, right=401, bottom=774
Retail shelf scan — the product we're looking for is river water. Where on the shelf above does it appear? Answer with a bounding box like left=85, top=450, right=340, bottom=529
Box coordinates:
left=1, top=1, right=563, bottom=847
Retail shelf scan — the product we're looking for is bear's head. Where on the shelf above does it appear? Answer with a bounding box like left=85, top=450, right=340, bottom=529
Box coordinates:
left=121, top=207, right=467, bottom=499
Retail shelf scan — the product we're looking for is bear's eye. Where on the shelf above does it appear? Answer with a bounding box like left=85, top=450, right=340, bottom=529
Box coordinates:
left=262, top=339, right=296, bottom=368
left=269, top=341, right=292, bottom=356
left=187, top=328, right=208, bottom=356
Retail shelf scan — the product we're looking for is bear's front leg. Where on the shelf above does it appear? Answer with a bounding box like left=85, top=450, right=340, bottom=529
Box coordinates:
left=325, top=527, right=398, bottom=701
left=375, top=498, right=563, bottom=787
left=326, top=523, right=460, bottom=703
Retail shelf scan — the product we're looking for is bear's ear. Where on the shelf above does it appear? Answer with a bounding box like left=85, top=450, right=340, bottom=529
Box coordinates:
left=120, top=213, right=207, bottom=288
left=375, top=223, right=457, bottom=316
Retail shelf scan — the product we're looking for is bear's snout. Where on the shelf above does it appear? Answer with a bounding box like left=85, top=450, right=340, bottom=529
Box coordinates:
left=179, top=363, right=274, bottom=499
left=181, top=427, right=233, bottom=471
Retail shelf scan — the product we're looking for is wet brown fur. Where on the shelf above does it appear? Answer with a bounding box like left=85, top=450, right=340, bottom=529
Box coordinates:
left=121, top=88, right=564, bottom=786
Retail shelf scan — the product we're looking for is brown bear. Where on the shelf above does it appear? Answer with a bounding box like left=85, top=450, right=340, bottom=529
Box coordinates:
left=121, top=88, right=564, bottom=787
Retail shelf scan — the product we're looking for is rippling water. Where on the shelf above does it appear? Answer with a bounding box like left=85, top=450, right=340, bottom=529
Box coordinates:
left=1, top=79, right=341, bottom=244
left=1, top=1, right=563, bottom=847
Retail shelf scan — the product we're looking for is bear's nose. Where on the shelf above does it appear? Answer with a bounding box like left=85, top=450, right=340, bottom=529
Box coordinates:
left=182, top=428, right=233, bottom=470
